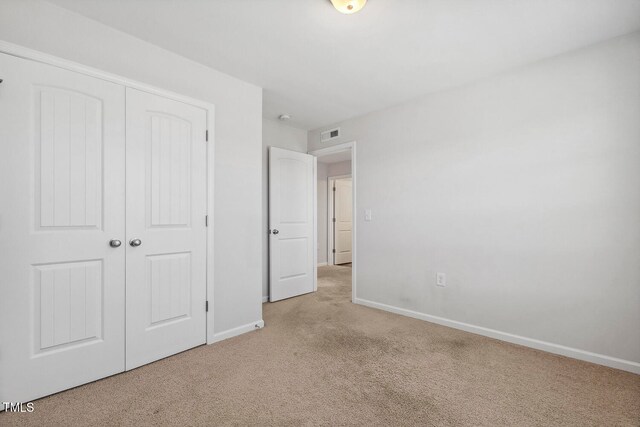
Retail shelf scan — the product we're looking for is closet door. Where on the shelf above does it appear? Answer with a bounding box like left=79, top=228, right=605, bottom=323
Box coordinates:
left=0, top=54, right=126, bottom=403
left=125, top=88, right=208, bottom=370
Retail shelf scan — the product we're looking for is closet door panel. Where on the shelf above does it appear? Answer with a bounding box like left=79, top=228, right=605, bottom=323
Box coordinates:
left=125, top=88, right=207, bottom=370
left=0, top=53, right=126, bottom=403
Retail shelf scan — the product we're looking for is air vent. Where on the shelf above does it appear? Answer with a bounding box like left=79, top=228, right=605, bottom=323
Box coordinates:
left=320, top=127, right=340, bottom=142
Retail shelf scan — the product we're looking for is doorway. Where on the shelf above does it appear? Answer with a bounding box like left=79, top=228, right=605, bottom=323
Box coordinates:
left=309, top=142, right=356, bottom=302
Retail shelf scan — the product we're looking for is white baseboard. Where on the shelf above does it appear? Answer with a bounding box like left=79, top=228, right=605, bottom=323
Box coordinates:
left=354, top=298, right=640, bottom=374
left=317, top=262, right=327, bottom=267
left=209, top=320, right=265, bottom=344
left=262, top=295, right=269, bottom=303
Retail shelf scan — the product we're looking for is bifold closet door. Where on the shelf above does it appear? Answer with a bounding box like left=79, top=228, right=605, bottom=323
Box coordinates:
left=0, top=53, right=126, bottom=403
left=125, top=88, right=208, bottom=370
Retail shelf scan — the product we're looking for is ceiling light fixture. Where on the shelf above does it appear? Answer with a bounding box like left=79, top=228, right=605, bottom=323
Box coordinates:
left=330, top=0, right=367, bottom=15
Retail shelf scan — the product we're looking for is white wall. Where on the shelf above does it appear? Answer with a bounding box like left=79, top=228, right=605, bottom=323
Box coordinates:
left=0, top=0, right=263, bottom=335
left=327, top=161, right=352, bottom=178
left=317, top=161, right=352, bottom=265
left=262, top=119, right=308, bottom=299
left=309, top=33, right=640, bottom=369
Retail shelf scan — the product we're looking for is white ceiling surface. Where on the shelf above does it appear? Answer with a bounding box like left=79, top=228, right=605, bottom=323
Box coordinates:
left=46, top=0, right=640, bottom=130
left=317, top=150, right=352, bottom=164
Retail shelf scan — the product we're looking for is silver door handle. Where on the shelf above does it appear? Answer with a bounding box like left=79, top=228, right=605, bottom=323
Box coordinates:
left=272, top=229, right=279, bottom=235
left=109, top=239, right=122, bottom=248
left=129, top=238, right=142, bottom=247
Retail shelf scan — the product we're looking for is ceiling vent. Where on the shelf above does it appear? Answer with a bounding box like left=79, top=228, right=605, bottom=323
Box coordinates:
left=320, top=127, right=340, bottom=142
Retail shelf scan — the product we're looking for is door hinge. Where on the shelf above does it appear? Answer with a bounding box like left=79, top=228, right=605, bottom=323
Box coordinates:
left=333, top=187, right=336, bottom=191
left=206, top=130, right=209, bottom=142
left=205, top=215, right=209, bottom=227
left=332, top=218, right=336, bottom=223
left=206, top=300, right=209, bottom=312
left=332, top=249, right=336, bottom=253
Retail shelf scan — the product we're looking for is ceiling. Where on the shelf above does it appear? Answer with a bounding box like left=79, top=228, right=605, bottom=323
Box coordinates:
left=46, top=0, right=640, bottom=130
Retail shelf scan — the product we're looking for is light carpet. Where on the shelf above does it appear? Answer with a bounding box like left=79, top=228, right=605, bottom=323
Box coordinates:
left=2, top=264, right=639, bottom=426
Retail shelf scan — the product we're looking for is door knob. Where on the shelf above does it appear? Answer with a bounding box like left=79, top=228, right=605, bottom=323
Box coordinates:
left=129, top=238, right=142, bottom=247
left=109, top=239, right=122, bottom=248
left=272, top=229, right=279, bottom=235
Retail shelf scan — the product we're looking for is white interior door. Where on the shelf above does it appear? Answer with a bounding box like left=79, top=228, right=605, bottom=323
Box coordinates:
left=125, top=88, right=208, bottom=370
left=334, top=178, right=353, bottom=264
left=0, top=53, right=126, bottom=402
left=269, top=147, right=316, bottom=302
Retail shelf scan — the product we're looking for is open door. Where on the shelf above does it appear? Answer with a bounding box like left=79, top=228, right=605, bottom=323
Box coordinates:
left=269, top=147, right=316, bottom=302
left=334, top=178, right=353, bottom=264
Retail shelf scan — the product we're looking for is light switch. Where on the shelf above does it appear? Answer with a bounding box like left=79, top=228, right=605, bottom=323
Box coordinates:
left=364, top=209, right=372, bottom=221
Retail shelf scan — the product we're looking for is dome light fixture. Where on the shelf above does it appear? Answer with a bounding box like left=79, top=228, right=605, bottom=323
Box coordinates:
left=330, top=0, right=367, bottom=15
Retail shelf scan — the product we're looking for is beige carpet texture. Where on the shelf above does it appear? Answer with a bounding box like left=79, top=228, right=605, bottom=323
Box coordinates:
left=2, top=264, right=639, bottom=426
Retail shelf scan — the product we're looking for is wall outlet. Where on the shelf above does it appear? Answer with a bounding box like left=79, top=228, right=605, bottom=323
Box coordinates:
left=436, top=272, right=446, bottom=287
left=364, top=209, right=372, bottom=221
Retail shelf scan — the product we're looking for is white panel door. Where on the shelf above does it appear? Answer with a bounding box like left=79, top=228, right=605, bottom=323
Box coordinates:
left=0, top=53, right=126, bottom=402
left=269, top=147, right=316, bottom=302
left=334, top=178, right=352, bottom=264
left=125, top=88, right=208, bottom=370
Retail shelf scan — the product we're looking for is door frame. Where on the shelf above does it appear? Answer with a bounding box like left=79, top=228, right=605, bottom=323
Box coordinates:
left=327, top=175, right=352, bottom=266
left=309, top=141, right=357, bottom=300
left=0, top=41, right=218, bottom=344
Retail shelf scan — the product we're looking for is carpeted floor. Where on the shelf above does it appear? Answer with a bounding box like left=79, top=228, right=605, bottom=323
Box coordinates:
left=2, top=264, right=639, bottom=426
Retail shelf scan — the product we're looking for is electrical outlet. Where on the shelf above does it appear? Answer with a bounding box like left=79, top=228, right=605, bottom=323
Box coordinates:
left=364, top=209, right=372, bottom=221
left=436, top=272, right=446, bottom=287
